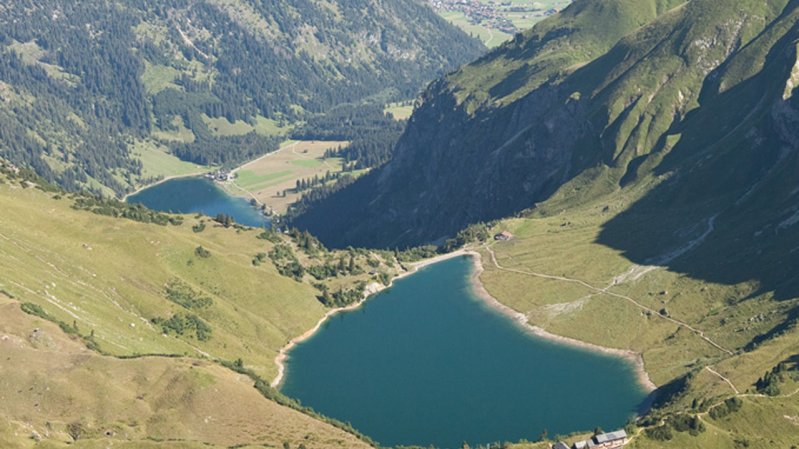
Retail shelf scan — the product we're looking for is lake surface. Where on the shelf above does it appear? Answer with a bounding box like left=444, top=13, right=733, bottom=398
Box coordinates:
left=127, top=177, right=268, bottom=228
left=281, top=256, right=647, bottom=449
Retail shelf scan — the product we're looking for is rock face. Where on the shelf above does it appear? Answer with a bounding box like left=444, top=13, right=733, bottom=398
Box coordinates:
left=293, top=0, right=799, bottom=252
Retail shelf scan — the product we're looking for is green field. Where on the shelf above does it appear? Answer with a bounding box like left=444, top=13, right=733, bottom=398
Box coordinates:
left=384, top=102, right=415, bottom=120
left=141, top=61, right=181, bottom=94
left=131, top=139, right=211, bottom=180
left=202, top=114, right=256, bottom=136
left=253, top=115, right=294, bottom=136
left=152, top=116, right=196, bottom=143
left=196, top=114, right=294, bottom=138
left=229, top=140, right=349, bottom=214
left=291, top=158, right=323, bottom=168
left=235, top=169, right=295, bottom=190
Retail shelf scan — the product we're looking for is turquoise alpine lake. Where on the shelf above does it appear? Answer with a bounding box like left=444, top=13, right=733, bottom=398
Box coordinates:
left=127, top=177, right=268, bottom=228
left=281, top=256, right=648, bottom=449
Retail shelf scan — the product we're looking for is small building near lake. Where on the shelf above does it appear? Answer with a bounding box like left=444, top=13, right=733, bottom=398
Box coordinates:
left=494, top=231, right=514, bottom=241
left=571, top=429, right=629, bottom=449
left=552, top=442, right=570, bottom=449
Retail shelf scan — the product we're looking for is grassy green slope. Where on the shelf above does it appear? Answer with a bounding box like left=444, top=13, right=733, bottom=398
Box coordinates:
left=450, top=0, right=688, bottom=109
left=0, top=294, right=373, bottom=449
left=0, top=180, right=325, bottom=379
left=0, top=167, right=404, bottom=382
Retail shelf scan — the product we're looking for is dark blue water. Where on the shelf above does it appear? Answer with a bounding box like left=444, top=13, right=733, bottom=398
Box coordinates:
left=127, top=177, right=268, bottom=228
left=281, top=256, right=647, bottom=449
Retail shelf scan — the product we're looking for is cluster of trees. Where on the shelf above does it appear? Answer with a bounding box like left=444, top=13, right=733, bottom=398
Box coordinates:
left=755, top=359, right=798, bottom=396
left=291, top=171, right=345, bottom=195
left=306, top=253, right=364, bottom=281
left=152, top=312, right=212, bottom=341
left=316, top=282, right=367, bottom=308
left=295, top=103, right=405, bottom=170
left=214, top=213, right=235, bottom=228
left=164, top=279, right=213, bottom=310
left=643, top=413, right=705, bottom=442
left=708, top=397, right=743, bottom=419
left=268, top=244, right=305, bottom=281
left=442, top=222, right=496, bottom=252
left=256, top=229, right=283, bottom=244
left=285, top=228, right=326, bottom=256
left=285, top=175, right=358, bottom=221
left=252, top=252, right=269, bottom=266
left=396, top=245, right=440, bottom=263
left=73, top=197, right=182, bottom=226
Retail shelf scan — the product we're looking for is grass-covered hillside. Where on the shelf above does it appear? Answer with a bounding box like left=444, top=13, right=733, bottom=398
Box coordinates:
left=0, top=163, right=414, bottom=447
left=0, top=0, right=483, bottom=196
left=476, top=187, right=799, bottom=448
left=0, top=294, right=374, bottom=449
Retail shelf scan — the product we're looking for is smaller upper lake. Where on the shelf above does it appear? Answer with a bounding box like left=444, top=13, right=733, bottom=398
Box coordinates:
left=127, top=177, right=269, bottom=228
left=281, top=256, right=648, bottom=449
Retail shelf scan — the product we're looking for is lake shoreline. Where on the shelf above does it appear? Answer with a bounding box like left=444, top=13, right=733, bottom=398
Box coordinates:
left=464, top=250, right=658, bottom=393
left=273, top=248, right=658, bottom=393
left=123, top=171, right=211, bottom=201
left=270, top=249, right=470, bottom=388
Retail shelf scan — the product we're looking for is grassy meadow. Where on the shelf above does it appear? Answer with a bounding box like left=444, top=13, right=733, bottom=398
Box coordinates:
left=130, top=140, right=211, bottom=181
left=472, top=178, right=799, bottom=447
left=229, top=140, right=349, bottom=214
left=384, top=102, right=415, bottom=120
left=0, top=181, right=328, bottom=379
left=0, top=294, right=373, bottom=449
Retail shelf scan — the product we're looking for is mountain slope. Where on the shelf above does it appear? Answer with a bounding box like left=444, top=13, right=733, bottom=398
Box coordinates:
left=0, top=162, right=420, bottom=446
left=292, top=0, right=799, bottom=253
left=0, top=295, right=373, bottom=449
left=0, top=0, right=483, bottom=195
left=292, top=1, right=799, bottom=445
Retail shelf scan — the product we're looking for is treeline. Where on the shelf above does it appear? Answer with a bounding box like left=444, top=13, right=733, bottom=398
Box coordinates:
left=73, top=197, right=182, bottom=226
left=0, top=43, right=142, bottom=195
left=153, top=90, right=282, bottom=166
left=285, top=175, right=359, bottom=221
left=316, top=282, right=367, bottom=308
left=290, top=171, right=345, bottom=195
left=294, top=103, right=406, bottom=169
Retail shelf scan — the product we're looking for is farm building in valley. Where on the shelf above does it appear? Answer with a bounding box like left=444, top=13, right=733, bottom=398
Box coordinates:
left=571, top=429, right=629, bottom=449
left=494, top=231, right=514, bottom=241
left=553, top=429, right=629, bottom=449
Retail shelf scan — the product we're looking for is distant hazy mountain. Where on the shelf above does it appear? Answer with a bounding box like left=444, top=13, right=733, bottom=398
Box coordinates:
left=0, top=0, right=483, bottom=195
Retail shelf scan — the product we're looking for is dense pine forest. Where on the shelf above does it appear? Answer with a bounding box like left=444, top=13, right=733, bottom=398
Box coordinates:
left=0, top=0, right=483, bottom=196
